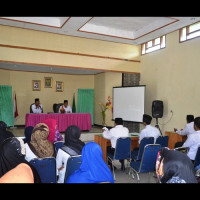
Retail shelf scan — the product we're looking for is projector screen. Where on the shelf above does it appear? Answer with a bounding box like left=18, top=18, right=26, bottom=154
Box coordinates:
left=113, top=86, right=145, bottom=122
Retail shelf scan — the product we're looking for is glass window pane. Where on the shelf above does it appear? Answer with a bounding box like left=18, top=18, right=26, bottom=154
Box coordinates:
left=180, top=27, right=186, bottom=42
left=154, top=38, right=160, bottom=45
left=189, top=22, right=200, bottom=33
left=187, top=30, right=200, bottom=40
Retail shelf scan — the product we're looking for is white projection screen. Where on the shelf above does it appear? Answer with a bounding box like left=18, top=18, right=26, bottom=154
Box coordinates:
left=113, top=86, right=145, bottom=122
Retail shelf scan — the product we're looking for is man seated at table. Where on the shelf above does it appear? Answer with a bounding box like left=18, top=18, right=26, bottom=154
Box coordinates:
left=30, top=98, right=43, bottom=114
left=59, top=100, right=72, bottom=114
left=139, top=114, right=161, bottom=144
left=102, top=118, right=129, bottom=171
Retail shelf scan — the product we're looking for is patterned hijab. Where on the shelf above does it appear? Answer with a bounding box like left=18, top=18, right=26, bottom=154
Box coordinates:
left=29, top=123, right=55, bottom=158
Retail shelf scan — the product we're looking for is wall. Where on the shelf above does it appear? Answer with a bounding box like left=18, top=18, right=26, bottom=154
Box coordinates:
left=140, top=30, right=200, bottom=133
left=0, top=25, right=141, bottom=73
left=0, top=69, right=94, bottom=125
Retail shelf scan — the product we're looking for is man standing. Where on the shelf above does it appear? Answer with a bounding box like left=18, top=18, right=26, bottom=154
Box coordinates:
left=59, top=100, right=72, bottom=113
left=102, top=118, right=129, bottom=171
left=139, top=114, right=160, bottom=144
left=31, top=98, right=43, bottom=114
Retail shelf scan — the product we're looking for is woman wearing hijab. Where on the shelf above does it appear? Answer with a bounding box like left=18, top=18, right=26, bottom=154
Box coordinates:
left=42, top=118, right=63, bottom=143
left=56, top=125, right=85, bottom=183
left=25, top=123, right=55, bottom=162
left=66, top=142, right=114, bottom=183
left=156, top=147, right=197, bottom=183
left=0, top=121, right=14, bottom=143
left=0, top=137, right=41, bottom=183
left=23, top=126, right=34, bottom=144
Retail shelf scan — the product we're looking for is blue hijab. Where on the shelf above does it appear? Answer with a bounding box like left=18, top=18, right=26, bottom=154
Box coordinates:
left=66, top=142, right=114, bottom=183
left=23, top=126, right=34, bottom=144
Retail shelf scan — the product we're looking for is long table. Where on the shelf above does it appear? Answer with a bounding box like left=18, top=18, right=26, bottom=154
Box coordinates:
left=25, top=113, right=92, bottom=132
left=94, top=134, right=139, bottom=162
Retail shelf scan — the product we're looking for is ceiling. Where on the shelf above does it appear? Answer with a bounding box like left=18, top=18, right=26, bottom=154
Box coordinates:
left=0, top=16, right=199, bottom=74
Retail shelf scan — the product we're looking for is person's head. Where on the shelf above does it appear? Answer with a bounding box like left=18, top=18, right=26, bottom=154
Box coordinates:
left=0, top=121, right=7, bottom=131
left=64, top=125, right=85, bottom=154
left=143, top=114, right=152, bottom=126
left=42, top=119, right=57, bottom=143
left=194, top=117, right=200, bottom=131
left=186, top=115, right=194, bottom=123
left=35, top=98, right=40, bottom=106
left=114, top=118, right=123, bottom=126
left=157, top=148, right=197, bottom=183
left=64, top=100, right=68, bottom=107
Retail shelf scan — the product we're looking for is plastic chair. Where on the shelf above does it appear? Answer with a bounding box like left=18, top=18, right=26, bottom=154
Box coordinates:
left=155, top=136, right=169, bottom=147
left=129, top=144, right=161, bottom=181
left=194, top=145, right=200, bottom=168
left=107, top=137, right=131, bottom=180
left=54, top=141, right=64, bottom=155
left=64, top=155, right=82, bottom=183
left=131, top=137, right=154, bottom=161
left=30, top=157, right=57, bottom=183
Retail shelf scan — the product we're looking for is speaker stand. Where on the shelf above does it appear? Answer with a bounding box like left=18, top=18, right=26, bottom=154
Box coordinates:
left=155, top=118, right=162, bottom=136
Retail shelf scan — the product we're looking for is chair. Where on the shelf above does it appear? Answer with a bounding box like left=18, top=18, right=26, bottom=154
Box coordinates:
left=194, top=145, right=200, bottom=168
left=131, top=137, right=154, bottom=161
left=30, top=157, right=57, bottom=183
left=30, top=103, right=34, bottom=113
left=54, top=141, right=64, bottom=155
left=53, top=103, right=63, bottom=113
left=155, top=136, right=169, bottom=147
left=64, top=155, right=82, bottom=183
left=129, top=144, right=161, bottom=181
left=107, top=137, right=131, bottom=180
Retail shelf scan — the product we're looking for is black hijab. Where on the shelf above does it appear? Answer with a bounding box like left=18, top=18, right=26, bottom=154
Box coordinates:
left=160, top=148, right=197, bottom=183
left=0, top=129, right=14, bottom=145
left=0, top=137, right=41, bottom=183
left=64, top=125, right=85, bottom=155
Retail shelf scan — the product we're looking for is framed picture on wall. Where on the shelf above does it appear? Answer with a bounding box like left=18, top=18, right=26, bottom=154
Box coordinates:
left=44, top=77, right=53, bottom=88
left=55, top=81, right=64, bottom=92
left=32, top=80, right=41, bottom=91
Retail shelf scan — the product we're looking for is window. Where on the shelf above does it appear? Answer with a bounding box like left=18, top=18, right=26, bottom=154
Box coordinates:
left=180, top=21, right=200, bottom=42
left=141, top=35, right=166, bottom=55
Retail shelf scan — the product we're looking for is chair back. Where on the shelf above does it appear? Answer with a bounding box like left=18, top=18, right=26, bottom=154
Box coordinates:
left=114, top=137, right=131, bottom=160
left=139, top=144, right=161, bottom=173
left=137, top=137, right=154, bottom=160
left=30, top=157, right=57, bottom=183
left=54, top=141, right=64, bottom=154
left=30, top=103, right=34, bottom=113
left=156, top=136, right=169, bottom=147
left=194, top=145, right=200, bottom=168
left=64, top=155, right=82, bottom=183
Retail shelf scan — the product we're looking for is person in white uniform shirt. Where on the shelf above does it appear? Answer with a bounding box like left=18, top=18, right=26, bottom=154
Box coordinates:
left=174, top=115, right=195, bottom=148
left=102, top=118, right=129, bottom=171
left=139, top=114, right=161, bottom=144
left=182, top=117, right=200, bottom=162
left=31, top=98, right=43, bottom=114
left=59, top=100, right=72, bottom=114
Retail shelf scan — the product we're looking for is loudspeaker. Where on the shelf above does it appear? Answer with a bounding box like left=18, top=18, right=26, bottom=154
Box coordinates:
left=152, top=100, right=163, bottom=118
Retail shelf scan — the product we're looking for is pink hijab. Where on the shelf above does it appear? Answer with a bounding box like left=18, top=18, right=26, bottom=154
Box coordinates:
left=42, top=119, right=57, bottom=143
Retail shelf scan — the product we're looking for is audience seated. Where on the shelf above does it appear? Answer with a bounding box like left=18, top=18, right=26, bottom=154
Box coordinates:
left=139, top=114, right=161, bottom=144
left=0, top=137, right=41, bottom=183
left=182, top=117, right=200, bottom=163
left=23, top=126, right=34, bottom=144
left=25, top=123, right=55, bottom=162
left=0, top=121, right=14, bottom=143
left=156, top=147, right=197, bottom=183
left=0, top=163, right=34, bottom=183
left=66, top=142, right=114, bottom=183
left=102, top=118, right=129, bottom=171
left=42, top=118, right=63, bottom=143
left=56, top=125, right=85, bottom=183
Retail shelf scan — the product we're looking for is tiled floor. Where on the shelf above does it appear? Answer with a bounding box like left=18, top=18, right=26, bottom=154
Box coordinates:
left=8, top=126, right=159, bottom=183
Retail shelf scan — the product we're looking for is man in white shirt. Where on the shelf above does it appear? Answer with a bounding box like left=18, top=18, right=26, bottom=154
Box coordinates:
left=102, top=118, right=129, bottom=171
left=31, top=98, right=43, bottom=114
left=174, top=115, right=195, bottom=148
left=59, top=100, right=72, bottom=114
left=139, top=114, right=161, bottom=144
left=182, top=117, right=200, bottom=162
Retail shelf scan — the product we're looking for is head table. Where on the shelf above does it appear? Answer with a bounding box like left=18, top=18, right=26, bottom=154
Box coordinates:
left=25, top=113, right=92, bottom=132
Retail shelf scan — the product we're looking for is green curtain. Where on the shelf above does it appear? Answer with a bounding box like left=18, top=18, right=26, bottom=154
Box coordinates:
left=0, top=85, right=14, bottom=127
left=77, top=89, right=94, bottom=125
